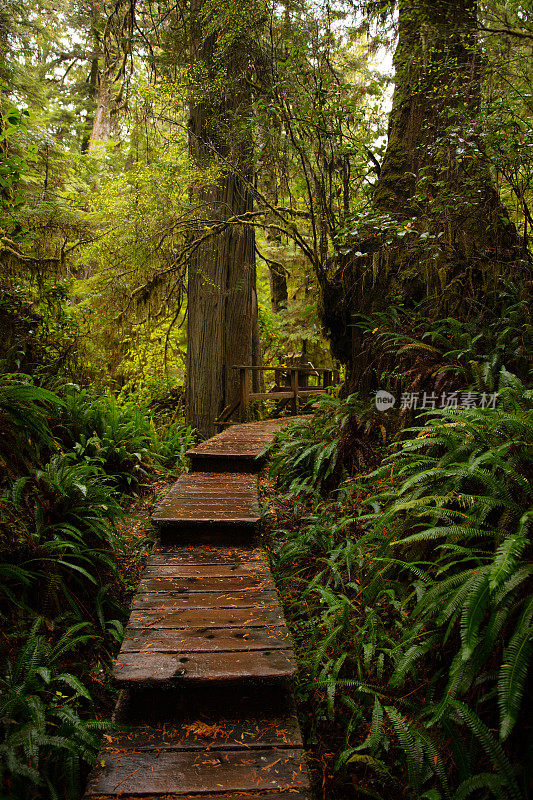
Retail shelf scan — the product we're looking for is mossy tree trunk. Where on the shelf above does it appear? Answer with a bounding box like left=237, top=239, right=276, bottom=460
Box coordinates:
left=186, top=0, right=260, bottom=437
left=319, top=0, right=524, bottom=391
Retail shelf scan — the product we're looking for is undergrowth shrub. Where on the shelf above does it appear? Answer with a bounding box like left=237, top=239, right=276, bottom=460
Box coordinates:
left=0, top=621, right=106, bottom=800
left=354, top=282, right=532, bottom=397
left=57, top=388, right=193, bottom=486
left=270, top=370, right=533, bottom=800
left=266, top=392, right=385, bottom=497
left=0, top=375, right=192, bottom=798
left=0, top=377, right=63, bottom=476
left=2, top=454, right=123, bottom=619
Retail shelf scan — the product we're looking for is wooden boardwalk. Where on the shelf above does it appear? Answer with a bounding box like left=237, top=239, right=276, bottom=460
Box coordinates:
left=186, top=417, right=310, bottom=472
left=84, top=418, right=313, bottom=800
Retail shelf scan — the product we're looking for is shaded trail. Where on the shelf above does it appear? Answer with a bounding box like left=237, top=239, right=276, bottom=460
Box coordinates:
left=84, top=418, right=313, bottom=800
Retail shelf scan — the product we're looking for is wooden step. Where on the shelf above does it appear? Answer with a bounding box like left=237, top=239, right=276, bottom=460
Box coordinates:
left=138, top=574, right=273, bottom=592
left=126, top=604, right=286, bottom=629
left=131, top=588, right=279, bottom=610
left=95, top=711, right=303, bottom=751
left=152, top=473, right=261, bottom=540
left=89, top=792, right=312, bottom=799
left=114, top=649, right=297, bottom=684
left=148, top=543, right=269, bottom=566
left=85, top=702, right=311, bottom=798
left=86, top=748, right=309, bottom=795
left=143, top=562, right=271, bottom=579
left=186, top=419, right=294, bottom=472
left=114, top=545, right=296, bottom=687
left=121, top=625, right=291, bottom=653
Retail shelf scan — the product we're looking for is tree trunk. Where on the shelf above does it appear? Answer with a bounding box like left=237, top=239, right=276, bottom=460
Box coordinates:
left=374, top=0, right=517, bottom=258
left=87, top=74, right=114, bottom=152
left=87, top=0, right=133, bottom=154
left=268, top=261, right=288, bottom=311
left=81, top=53, right=100, bottom=154
left=186, top=0, right=259, bottom=437
left=318, top=0, right=523, bottom=390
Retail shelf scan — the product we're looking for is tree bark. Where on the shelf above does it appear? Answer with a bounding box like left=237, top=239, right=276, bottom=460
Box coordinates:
left=186, top=0, right=259, bottom=436
left=87, top=0, right=133, bottom=154
left=318, top=0, right=524, bottom=390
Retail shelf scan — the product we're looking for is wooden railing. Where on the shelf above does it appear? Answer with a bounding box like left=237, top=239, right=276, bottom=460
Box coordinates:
left=217, top=365, right=340, bottom=425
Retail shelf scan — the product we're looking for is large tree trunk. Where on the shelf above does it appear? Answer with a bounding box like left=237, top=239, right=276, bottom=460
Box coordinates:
left=374, top=0, right=517, bottom=255
left=86, top=0, right=133, bottom=154
left=186, top=0, right=259, bottom=437
left=87, top=74, right=115, bottom=152
left=319, top=0, right=523, bottom=391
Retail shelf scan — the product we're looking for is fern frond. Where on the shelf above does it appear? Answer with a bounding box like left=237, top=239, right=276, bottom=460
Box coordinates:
left=497, top=596, right=533, bottom=741
left=450, top=700, right=522, bottom=800
left=452, top=773, right=507, bottom=800
left=385, top=706, right=423, bottom=792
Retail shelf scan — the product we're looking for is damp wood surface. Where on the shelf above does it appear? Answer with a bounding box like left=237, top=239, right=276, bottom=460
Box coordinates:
left=84, top=418, right=312, bottom=800
left=120, top=625, right=291, bottom=653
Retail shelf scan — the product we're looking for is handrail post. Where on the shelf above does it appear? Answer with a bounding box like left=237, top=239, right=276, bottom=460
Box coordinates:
left=290, top=368, right=299, bottom=414
left=239, top=367, right=250, bottom=420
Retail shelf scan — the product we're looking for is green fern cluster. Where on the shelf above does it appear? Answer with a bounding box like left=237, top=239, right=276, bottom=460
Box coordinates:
left=0, top=376, right=64, bottom=475
left=3, top=454, right=123, bottom=620
left=0, top=621, right=107, bottom=800
left=57, top=388, right=194, bottom=487
left=354, top=282, right=532, bottom=396
left=265, top=392, right=372, bottom=496
left=270, top=370, right=533, bottom=800
left=0, top=375, right=193, bottom=798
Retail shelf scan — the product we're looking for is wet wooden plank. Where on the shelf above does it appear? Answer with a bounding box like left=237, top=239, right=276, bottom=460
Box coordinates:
left=132, top=589, right=278, bottom=611
left=87, top=793, right=312, bottom=800
left=143, top=563, right=271, bottom=579
left=148, top=546, right=268, bottom=566
left=138, top=575, right=274, bottom=593
left=161, top=485, right=258, bottom=494
left=161, top=473, right=258, bottom=484
left=152, top=473, right=260, bottom=526
left=127, top=605, right=285, bottom=629
left=85, top=747, right=309, bottom=795
left=121, top=626, right=291, bottom=653
left=187, top=419, right=294, bottom=458
left=160, top=497, right=257, bottom=505
left=154, top=514, right=260, bottom=525
left=96, top=713, right=302, bottom=751
left=114, top=649, right=297, bottom=683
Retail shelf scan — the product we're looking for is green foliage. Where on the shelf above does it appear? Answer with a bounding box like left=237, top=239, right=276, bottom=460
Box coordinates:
left=1, top=452, right=122, bottom=621
left=57, top=387, right=193, bottom=486
left=0, top=99, right=32, bottom=211
left=0, top=376, right=63, bottom=473
left=0, top=373, right=190, bottom=799
left=270, top=371, right=533, bottom=799
left=154, top=417, right=195, bottom=470
left=58, top=388, right=156, bottom=487
left=353, top=283, right=532, bottom=398
left=0, top=281, right=82, bottom=382
left=265, top=396, right=346, bottom=497
left=0, top=620, right=106, bottom=800
left=266, top=392, right=385, bottom=497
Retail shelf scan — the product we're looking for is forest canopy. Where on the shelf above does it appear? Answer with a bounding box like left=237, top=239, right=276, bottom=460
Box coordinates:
left=0, top=0, right=532, bottom=798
